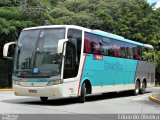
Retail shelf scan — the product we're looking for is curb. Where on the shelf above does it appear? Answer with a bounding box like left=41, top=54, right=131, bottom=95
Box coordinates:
left=149, top=94, right=160, bottom=104
left=0, top=88, right=13, bottom=91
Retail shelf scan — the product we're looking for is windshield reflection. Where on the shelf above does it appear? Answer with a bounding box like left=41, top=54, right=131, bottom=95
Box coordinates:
left=13, top=28, right=65, bottom=78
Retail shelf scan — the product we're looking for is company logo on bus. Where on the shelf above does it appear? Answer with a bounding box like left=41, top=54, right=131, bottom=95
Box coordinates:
left=93, top=55, right=103, bottom=60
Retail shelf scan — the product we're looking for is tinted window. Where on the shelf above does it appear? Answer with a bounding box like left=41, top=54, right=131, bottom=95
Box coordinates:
left=84, top=32, right=126, bottom=58
left=63, top=29, right=82, bottom=79
left=108, top=40, right=126, bottom=58
left=126, top=43, right=135, bottom=59
left=84, top=33, right=102, bottom=55
left=84, top=32, right=146, bottom=60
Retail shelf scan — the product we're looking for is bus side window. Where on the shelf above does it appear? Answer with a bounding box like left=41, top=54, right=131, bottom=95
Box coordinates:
left=126, top=43, right=136, bottom=59
left=93, top=41, right=98, bottom=54
left=138, top=46, right=142, bottom=60
left=84, top=38, right=91, bottom=53
left=102, top=37, right=110, bottom=56
left=133, top=46, right=142, bottom=60
left=126, top=46, right=132, bottom=59
left=108, top=39, right=114, bottom=57
left=114, top=48, right=121, bottom=57
left=119, top=42, right=125, bottom=58
left=98, top=40, right=104, bottom=55
left=114, top=49, right=118, bottom=57
left=133, top=47, right=139, bottom=60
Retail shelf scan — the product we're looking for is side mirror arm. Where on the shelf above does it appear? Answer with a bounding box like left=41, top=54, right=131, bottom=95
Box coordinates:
left=57, top=39, right=68, bottom=54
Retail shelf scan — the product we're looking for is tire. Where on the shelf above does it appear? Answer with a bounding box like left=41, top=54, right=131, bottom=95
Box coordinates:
left=40, top=97, right=48, bottom=102
left=78, top=83, right=86, bottom=103
left=140, top=81, right=146, bottom=94
left=134, top=81, right=140, bottom=95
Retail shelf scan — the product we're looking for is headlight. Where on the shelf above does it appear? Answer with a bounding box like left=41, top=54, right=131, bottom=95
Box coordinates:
left=12, top=80, right=20, bottom=85
left=47, top=79, right=63, bottom=86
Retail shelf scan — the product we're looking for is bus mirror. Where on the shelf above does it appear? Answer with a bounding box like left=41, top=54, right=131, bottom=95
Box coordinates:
left=57, top=39, right=68, bottom=54
left=3, top=42, right=17, bottom=59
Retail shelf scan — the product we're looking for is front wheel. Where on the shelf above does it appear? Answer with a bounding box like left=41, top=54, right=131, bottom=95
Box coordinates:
left=78, top=83, right=86, bottom=103
left=40, top=97, right=48, bottom=102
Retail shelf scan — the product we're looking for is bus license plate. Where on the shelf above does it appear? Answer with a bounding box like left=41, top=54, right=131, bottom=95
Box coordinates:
left=29, top=90, right=37, bottom=93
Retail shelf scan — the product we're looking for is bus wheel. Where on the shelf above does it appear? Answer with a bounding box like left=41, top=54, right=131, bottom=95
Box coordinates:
left=140, top=81, right=146, bottom=94
left=40, top=97, right=48, bottom=102
left=78, top=83, right=86, bottom=103
left=134, top=81, right=140, bottom=95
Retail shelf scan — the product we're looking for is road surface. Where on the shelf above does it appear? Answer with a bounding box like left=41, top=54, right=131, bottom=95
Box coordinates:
left=0, top=87, right=159, bottom=114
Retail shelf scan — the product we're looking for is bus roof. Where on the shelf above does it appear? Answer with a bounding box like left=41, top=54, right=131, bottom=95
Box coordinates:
left=23, top=25, right=153, bottom=48
left=92, top=30, right=144, bottom=46
left=23, top=25, right=91, bottom=32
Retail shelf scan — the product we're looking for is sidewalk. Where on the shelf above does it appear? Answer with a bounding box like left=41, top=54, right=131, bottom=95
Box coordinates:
left=149, top=93, right=160, bottom=104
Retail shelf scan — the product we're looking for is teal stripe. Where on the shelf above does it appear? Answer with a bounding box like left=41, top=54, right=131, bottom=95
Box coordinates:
left=81, top=54, right=138, bottom=86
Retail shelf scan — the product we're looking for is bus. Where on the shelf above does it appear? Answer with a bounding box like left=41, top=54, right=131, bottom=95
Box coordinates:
left=3, top=25, right=155, bottom=103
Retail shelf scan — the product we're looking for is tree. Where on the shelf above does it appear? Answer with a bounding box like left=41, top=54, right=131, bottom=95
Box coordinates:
left=0, top=0, right=160, bottom=86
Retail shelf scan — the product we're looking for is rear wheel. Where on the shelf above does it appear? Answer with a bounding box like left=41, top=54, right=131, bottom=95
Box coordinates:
left=78, top=83, right=86, bottom=103
left=40, top=97, right=48, bottom=102
left=134, top=81, right=140, bottom=95
left=140, top=81, right=146, bottom=94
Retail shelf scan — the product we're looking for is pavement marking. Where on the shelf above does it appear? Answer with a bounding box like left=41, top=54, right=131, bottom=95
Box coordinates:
left=149, top=95, right=160, bottom=104
left=0, top=88, right=13, bottom=91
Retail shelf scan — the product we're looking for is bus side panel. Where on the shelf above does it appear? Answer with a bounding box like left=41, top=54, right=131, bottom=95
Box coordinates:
left=135, top=61, right=155, bottom=88
left=80, top=54, right=138, bottom=93
left=81, top=54, right=102, bottom=87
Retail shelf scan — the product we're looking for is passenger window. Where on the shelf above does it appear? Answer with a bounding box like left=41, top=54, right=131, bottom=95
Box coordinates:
left=84, top=32, right=103, bottom=55
left=125, top=43, right=135, bottom=59
left=84, top=32, right=147, bottom=60
left=84, top=38, right=91, bottom=53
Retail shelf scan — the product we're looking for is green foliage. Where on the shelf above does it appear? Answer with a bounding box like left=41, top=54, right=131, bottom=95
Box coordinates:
left=0, top=0, right=160, bottom=70
left=142, top=50, right=154, bottom=62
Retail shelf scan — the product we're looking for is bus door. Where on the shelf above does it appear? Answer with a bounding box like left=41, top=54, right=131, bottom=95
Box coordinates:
left=63, top=28, right=82, bottom=82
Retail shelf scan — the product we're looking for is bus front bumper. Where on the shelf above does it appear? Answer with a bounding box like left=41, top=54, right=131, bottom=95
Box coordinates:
left=13, top=84, right=64, bottom=97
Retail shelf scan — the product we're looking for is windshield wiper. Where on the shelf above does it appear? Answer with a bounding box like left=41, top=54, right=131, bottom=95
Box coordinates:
left=15, top=69, right=32, bottom=72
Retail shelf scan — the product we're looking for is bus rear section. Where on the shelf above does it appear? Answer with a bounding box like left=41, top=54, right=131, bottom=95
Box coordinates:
left=79, top=30, right=155, bottom=100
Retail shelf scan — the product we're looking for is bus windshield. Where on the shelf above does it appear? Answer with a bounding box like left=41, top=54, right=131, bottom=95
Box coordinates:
left=13, top=28, right=65, bottom=78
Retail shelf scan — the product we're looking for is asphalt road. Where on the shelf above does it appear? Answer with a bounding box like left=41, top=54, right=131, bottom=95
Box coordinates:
left=0, top=87, right=159, bottom=115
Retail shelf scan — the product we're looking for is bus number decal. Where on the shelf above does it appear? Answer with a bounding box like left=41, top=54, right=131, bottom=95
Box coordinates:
left=93, top=55, right=103, bottom=60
